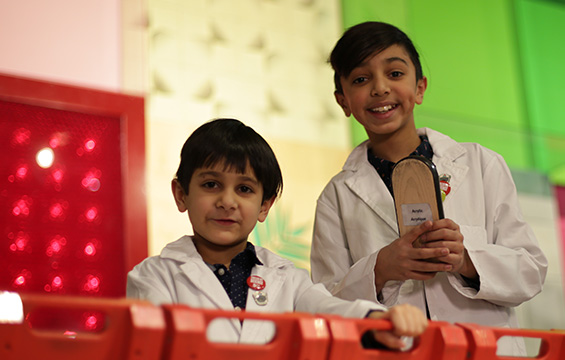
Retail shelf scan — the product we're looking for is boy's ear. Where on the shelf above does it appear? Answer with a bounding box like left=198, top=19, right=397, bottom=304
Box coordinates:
left=257, top=197, right=276, bottom=223
left=334, top=91, right=351, bottom=117
left=171, top=179, right=188, bottom=213
left=415, top=76, right=428, bottom=105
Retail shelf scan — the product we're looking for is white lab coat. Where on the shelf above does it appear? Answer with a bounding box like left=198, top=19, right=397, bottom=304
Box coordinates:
left=127, top=236, right=384, bottom=344
left=311, top=127, right=548, bottom=356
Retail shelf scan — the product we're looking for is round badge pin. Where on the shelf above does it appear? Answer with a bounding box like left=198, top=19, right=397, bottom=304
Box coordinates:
left=247, top=275, right=266, bottom=291
left=253, top=291, right=268, bottom=306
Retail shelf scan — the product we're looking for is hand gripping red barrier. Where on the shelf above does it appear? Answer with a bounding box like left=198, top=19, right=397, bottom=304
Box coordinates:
left=320, top=315, right=468, bottom=360
left=161, top=305, right=331, bottom=360
left=457, top=322, right=565, bottom=360
left=0, top=293, right=166, bottom=360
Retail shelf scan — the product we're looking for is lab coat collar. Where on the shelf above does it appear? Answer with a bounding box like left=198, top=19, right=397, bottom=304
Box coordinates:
left=417, top=128, right=469, bottom=202
left=341, top=128, right=469, bottom=229
left=159, top=237, right=292, bottom=340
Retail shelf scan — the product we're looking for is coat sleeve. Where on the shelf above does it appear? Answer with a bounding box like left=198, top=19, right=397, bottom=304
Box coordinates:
left=126, top=257, right=176, bottom=305
left=310, top=183, right=393, bottom=305
left=447, top=151, right=548, bottom=307
left=291, top=265, right=386, bottom=317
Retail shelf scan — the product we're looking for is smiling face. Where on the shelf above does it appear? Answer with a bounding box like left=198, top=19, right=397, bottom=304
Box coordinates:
left=172, top=161, right=274, bottom=263
left=335, top=44, right=427, bottom=141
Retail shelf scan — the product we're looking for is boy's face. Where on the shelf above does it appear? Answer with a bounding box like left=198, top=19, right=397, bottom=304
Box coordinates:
left=172, top=161, right=273, bottom=255
left=335, top=44, right=427, bottom=139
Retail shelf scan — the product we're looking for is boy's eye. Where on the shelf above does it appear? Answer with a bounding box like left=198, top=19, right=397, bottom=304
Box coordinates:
left=390, top=71, right=403, bottom=78
left=202, top=181, right=218, bottom=189
left=352, top=76, right=367, bottom=85
left=239, top=185, right=254, bottom=194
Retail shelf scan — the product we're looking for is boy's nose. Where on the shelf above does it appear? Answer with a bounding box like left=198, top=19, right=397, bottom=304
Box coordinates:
left=371, top=78, right=390, bottom=96
left=216, top=190, right=237, bottom=210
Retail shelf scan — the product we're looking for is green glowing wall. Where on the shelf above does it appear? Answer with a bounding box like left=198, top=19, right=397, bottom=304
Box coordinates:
left=341, top=0, right=565, bottom=184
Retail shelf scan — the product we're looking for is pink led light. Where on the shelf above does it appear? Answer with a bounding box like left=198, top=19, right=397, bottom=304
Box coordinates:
left=14, top=275, right=26, bottom=286
left=49, top=203, right=65, bottom=219
left=84, top=315, right=98, bottom=330
left=84, top=139, right=96, bottom=152
left=85, top=207, right=98, bottom=222
left=84, top=242, right=97, bottom=256
left=81, top=169, right=102, bottom=192
left=16, top=164, right=29, bottom=180
left=46, top=235, right=66, bottom=257
left=11, top=128, right=31, bottom=146
left=83, top=275, right=101, bottom=292
left=51, top=276, right=63, bottom=289
left=12, top=196, right=31, bottom=217
left=9, top=231, right=30, bottom=252
left=51, top=168, right=64, bottom=183
left=13, top=270, right=31, bottom=287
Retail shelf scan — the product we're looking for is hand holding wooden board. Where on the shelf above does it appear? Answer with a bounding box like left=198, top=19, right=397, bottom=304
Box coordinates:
left=391, top=155, right=444, bottom=250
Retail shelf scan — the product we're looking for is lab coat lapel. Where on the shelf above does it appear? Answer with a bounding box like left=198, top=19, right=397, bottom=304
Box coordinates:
left=180, top=261, right=242, bottom=336
left=345, top=161, right=399, bottom=232
left=434, top=157, right=468, bottom=204
left=179, top=261, right=233, bottom=309
left=240, top=266, right=285, bottom=341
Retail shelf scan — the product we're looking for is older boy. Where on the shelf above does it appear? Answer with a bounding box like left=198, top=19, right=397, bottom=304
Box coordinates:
left=310, top=22, right=547, bottom=356
left=127, top=118, right=427, bottom=347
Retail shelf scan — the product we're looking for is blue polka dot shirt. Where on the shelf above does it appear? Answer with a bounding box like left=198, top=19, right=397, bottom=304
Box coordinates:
left=210, top=242, right=262, bottom=310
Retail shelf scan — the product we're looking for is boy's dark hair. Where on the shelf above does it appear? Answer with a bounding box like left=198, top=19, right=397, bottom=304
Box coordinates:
left=175, top=118, right=283, bottom=203
left=330, top=21, right=423, bottom=94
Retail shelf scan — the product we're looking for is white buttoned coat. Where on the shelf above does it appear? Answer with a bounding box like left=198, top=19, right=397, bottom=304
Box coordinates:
left=311, top=127, right=548, bottom=356
left=127, top=236, right=384, bottom=344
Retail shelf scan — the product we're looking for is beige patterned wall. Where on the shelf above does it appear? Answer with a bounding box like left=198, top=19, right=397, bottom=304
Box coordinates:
left=144, top=0, right=351, bottom=269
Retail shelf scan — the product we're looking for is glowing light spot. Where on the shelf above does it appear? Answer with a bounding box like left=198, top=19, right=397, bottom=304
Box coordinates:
left=63, top=331, right=77, bottom=338
left=51, top=276, right=63, bottom=289
left=49, top=203, right=64, bottom=219
left=16, top=164, right=29, bottom=180
left=85, top=207, right=98, bottom=222
left=36, top=148, right=54, bottom=168
left=12, top=128, right=31, bottom=146
left=48, top=132, right=67, bottom=149
left=14, top=276, right=26, bottom=286
left=12, top=197, right=31, bottom=217
left=84, top=242, right=97, bottom=256
left=51, top=168, right=64, bottom=183
left=9, top=232, right=29, bottom=252
left=81, top=170, right=101, bottom=192
left=84, top=139, right=96, bottom=152
left=84, top=315, right=98, bottom=330
left=46, top=236, right=66, bottom=257
left=83, top=275, right=100, bottom=292
left=13, top=270, right=31, bottom=288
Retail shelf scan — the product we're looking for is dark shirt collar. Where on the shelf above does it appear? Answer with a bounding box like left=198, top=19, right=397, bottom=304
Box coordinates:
left=367, top=135, right=433, bottom=194
left=210, top=242, right=262, bottom=310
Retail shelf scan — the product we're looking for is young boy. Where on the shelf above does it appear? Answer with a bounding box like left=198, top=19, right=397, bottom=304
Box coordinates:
left=310, top=22, right=548, bottom=356
left=127, top=118, right=427, bottom=347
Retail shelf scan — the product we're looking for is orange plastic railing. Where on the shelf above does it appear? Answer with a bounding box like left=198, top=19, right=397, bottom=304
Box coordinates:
left=1, top=293, right=564, bottom=360
left=161, top=304, right=330, bottom=360
left=321, top=314, right=468, bottom=360
left=0, top=294, right=166, bottom=360
left=457, top=322, right=565, bottom=360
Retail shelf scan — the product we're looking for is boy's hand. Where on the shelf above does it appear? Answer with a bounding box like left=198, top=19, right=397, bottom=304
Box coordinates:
left=417, top=218, right=478, bottom=280
left=367, top=304, right=428, bottom=350
left=374, top=221, right=452, bottom=292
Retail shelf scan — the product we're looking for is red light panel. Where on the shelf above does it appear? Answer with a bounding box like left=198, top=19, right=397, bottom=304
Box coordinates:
left=0, top=73, right=146, bottom=298
left=0, top=100, right=124, bottom=297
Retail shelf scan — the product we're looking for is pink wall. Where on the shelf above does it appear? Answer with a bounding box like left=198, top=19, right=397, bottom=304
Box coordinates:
left=554, top=186, right=565, bottom=285
left=0, top=0, right=121, bottom=91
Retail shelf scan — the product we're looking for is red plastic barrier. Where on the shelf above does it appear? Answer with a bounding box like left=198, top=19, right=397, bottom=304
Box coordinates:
left=0, top=293, right=166, bottom=360
left=161, top=305, right=331, bottom=360
left=322, top=315, right=468, bottom=360
left=457, top=322, right=565, bottom=360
